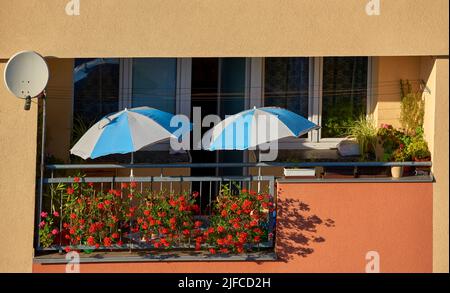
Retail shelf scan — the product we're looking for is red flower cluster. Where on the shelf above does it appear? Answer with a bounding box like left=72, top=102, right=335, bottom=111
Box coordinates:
left=39, top=177, right=273, bottom=255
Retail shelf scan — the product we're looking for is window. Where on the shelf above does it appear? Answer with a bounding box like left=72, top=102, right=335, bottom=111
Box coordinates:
left=260, top=57, right=370, bottom=147
left=73, top=58, right=120, bottom=127
left=264, top=57, right=309, bottom=118
left=72, top=57, right=371, bottom=153
left=131, top=58, right=177, bottom=113
left=321, top=57, right=368, bottom=138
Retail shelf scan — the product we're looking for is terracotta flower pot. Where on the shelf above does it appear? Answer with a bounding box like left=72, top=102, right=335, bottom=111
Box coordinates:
left=391, top=166, right=403, bottom=179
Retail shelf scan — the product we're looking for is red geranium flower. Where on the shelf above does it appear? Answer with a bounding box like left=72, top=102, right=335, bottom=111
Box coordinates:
left=221, top=210, right=228, bottom=217
left=121, top=183, right=129, bottom=189
left=87, top=236, right=95, bottom=246
left=73, top=177, right=80, bottom=183
left=130, top=182, right=138, bottom=188
left=217, top=226, right=225, bottom=233
left=64, top=246, right=71, bottom=253
left=242, top=199, right=252, bottom=209
left=209, top=248, right=216, bottom=254
left=144, top=210, right=150, bottom=216
left=112, top=233, right=119, bottom=239
left=70, top=213, right=76, bottom=219
left=66, top=187, right=74, bottom=195
left=103, top=237, right=112, bottom=247
left=194, top=221, right=202, bottom=228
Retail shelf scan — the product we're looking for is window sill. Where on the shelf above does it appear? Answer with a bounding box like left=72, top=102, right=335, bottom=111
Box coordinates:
left=34, top=250, right=277, bottom=264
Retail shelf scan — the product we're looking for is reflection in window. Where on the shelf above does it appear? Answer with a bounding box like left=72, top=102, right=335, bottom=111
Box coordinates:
left=321, top=57, right=368, bottom=138
left=264, top=57, right=309, bottom=118
left=73, top=58, right=119, bottom=141
left=132, top=58, right=177, bottom=113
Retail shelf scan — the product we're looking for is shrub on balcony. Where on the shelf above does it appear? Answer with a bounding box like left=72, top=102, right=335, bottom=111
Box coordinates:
left=38, top=178, right=274, bottom=254
left=205, top=185, right=274, bottom=254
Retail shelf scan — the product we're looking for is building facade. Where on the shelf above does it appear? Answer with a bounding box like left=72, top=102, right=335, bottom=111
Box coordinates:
left=0, top=0, right=448, bottom=272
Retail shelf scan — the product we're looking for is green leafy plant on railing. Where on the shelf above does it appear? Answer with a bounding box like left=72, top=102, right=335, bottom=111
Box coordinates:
left=38, top=178, right=274, bottom=254
left=400, top=80, right=425, bottom=135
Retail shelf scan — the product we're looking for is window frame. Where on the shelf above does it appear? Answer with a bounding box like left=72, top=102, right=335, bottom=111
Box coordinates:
left=257, top=57, right=373, bottom=149
left=118, top=58, right=192, bottom=151
left=72, top=57, right=373, bottom=152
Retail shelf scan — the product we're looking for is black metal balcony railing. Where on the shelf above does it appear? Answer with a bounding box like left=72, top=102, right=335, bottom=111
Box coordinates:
left=37, top=161, right=432, bottom=254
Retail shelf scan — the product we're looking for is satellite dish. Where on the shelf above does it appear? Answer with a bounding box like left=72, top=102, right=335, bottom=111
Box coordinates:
left=4, top=51, right=49, bottom=110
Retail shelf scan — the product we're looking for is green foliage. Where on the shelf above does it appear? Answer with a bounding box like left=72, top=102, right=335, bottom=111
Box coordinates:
left=400, top=80, right=425, bottom=135
left=349, top=116, right=378, bottom=160
left=377, top=124, right=411, bottom=162
left=71, top=115, right=96, bottom=147
left=405, top=129, right=431, bottom=160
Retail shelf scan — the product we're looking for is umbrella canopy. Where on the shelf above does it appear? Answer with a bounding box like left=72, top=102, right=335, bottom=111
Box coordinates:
left=70, top=106, right=181, bottom=160
left=203, top=107, right=319, bottom=151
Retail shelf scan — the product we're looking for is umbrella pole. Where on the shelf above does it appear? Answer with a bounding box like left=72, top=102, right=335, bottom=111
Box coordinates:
left=257, top=150, right=261, bottom=193
left=130, top=152, right=134, bottom=179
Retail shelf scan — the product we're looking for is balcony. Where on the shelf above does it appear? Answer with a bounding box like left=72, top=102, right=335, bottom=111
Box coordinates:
left=34, top=161, right=433, bottom=270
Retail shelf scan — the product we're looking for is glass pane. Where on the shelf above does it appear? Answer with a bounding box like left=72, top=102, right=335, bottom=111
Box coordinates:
left=219, top=58, right=246, bottom=118
left=264, top=57, right=309, bottom=118
left=218, top=58, right=247, bottom=176
left=321, top=57, right=368, bottom=138
left=131, top=58, right=177, bottom=113
left=73, top=58, right=119, bottom=131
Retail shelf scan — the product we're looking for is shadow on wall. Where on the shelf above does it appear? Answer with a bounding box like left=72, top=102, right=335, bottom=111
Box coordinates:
left=276, top=194, right=335, bottom=262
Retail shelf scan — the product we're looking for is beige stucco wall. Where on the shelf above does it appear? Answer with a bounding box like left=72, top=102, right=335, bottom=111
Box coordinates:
left=373, top=56, right=421, bottom=128
left=0, top=0, right=448, bottom=58
left=431, top=58, right=449, bottom=273
left=0, top=61, right=37, bottom=272
left=421, top=57, right=437, bottom=153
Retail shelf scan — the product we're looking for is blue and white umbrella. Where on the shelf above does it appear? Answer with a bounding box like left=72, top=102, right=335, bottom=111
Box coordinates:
left=203, top=107, right=319, bottom=151
left=70, top=106, right=182, bottom=160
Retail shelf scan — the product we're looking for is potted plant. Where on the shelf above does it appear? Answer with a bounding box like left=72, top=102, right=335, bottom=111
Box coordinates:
left=349, top=116, right=378, bottom=161
left=406, top=134, right=431, bottom=175
left=349, top=116, right=388, bottom=177
left=377, top=124, right=413, bottom=178
left=390, top=146, right=409, bottom=178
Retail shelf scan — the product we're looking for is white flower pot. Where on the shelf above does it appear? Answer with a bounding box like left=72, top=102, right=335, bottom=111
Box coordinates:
left=391, top=166, right=403, bottom=179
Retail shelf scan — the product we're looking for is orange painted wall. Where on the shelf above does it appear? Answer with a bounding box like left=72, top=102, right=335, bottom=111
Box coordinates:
left=33, top=182, right=432, bottom=273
